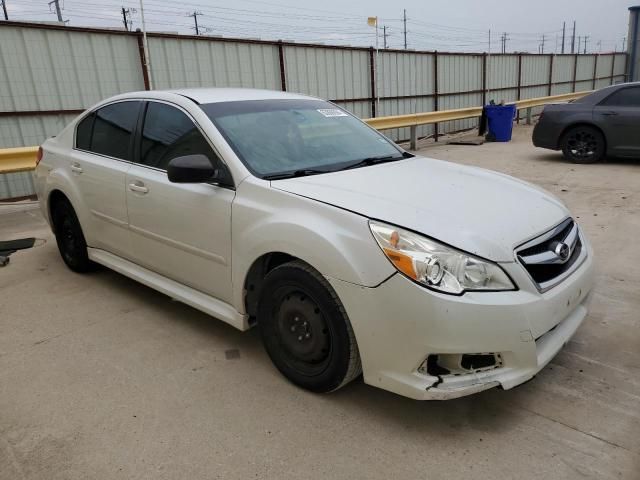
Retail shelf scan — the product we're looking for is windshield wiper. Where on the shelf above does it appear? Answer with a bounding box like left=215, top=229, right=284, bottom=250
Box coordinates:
left=263, top=168, right=330, bottom=180
left=339, top=151, right=413, bottom=171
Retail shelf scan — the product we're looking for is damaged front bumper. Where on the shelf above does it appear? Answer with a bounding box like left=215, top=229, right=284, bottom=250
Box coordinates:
left=326, top=246, right=594, bottom=400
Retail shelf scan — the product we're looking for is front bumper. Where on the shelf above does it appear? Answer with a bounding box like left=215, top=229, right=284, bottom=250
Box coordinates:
left=327, top=244, right=594, bottom=400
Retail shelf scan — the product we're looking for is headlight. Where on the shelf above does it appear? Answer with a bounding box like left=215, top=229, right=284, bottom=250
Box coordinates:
left=369, top=220, right=516, bottom=295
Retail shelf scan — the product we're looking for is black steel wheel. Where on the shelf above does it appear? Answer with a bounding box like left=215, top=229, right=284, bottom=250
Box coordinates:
left=51, top=197, right=95, bottom=273
left=258, top=260, right=361, bottom=393
left=561, top=126, right=605, bottom=164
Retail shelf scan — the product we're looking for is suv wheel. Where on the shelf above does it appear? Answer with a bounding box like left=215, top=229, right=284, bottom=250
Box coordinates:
left=258, top=260, right=362, bottom=393
left=51, top=198, right=95, bottom=273
left=561, top=126, right=605, bottom=164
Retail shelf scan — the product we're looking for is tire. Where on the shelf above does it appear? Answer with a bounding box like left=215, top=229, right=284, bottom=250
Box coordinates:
left=51, top=197, right=95, bottom=273
left=561, top=126, right=605, bottom=164
left=258, top=260, right=362, bottom=393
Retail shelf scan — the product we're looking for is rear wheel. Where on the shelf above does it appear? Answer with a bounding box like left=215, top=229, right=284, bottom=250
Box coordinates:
left=258, top=261, right=361, bottom=393
left=561, top=126, right=605, bottom=164
left=51, top=198, right=95, bottom=273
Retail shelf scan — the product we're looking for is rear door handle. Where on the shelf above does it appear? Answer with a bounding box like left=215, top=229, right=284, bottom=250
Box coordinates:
left=70, top=162, right=83, bottom=174
left=601, top=111, right=618, bottom=116
left=128, top=181, right=149, bottom=194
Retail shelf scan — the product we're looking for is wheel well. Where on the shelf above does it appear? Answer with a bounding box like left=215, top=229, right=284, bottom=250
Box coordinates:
left=48, top=189, right=70, bottom=233
left=244, top=252, right=297, bottom=321
left=559, top=123, right=607, bottom=151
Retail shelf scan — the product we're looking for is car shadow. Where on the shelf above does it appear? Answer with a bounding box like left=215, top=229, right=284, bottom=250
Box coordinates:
left=531, top=150, right=640, bottom=166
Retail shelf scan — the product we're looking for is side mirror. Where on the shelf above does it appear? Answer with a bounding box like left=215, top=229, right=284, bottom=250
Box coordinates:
left=167, top=154, right=219, bottom=183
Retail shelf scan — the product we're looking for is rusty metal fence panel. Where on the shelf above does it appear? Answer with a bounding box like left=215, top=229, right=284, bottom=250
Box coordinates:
left=148, top=36, right=281, bottom=90
left=0, top=25, right=143, bottom=112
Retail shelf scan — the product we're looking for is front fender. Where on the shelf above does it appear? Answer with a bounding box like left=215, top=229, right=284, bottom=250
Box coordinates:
left=231, top=179, right=395, bottom=312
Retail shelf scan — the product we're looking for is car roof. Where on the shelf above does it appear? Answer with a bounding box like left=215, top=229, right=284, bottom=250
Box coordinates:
left=115, top=87, right=316, bottom=104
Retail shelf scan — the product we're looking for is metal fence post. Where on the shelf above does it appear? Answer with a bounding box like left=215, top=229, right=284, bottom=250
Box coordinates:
left=572, top=53, right=578, bottom=92
left=410, top=126, right=417, bottom=150
left=526, top=107, right=532, bottom=125
left=433, top=51, right=439, bottom=142
left=516, top=53, right=522, bottom=123
left=135, top=30, right=151, bottom=90
left=369, top=47, right=376, bottom=117
left=548, top=54, right=554, bottom=96
left=592, top=54, right=598, bottom=90
left=610, top=53, right=616, bottom=85
left=482, top=52, right=487, bottom=105
left=277, top=41, right=287, bottom=91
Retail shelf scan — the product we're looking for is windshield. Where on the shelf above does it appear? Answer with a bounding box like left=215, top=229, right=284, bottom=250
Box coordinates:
left=201, top=99, right=407, bottom=178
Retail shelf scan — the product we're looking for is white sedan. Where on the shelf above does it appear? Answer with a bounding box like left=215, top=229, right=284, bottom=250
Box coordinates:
left=35, top=88, right=594, bottom=400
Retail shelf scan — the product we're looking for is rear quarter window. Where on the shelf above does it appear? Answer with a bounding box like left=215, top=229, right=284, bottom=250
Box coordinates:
left=75, top=113, right=94, bottom=150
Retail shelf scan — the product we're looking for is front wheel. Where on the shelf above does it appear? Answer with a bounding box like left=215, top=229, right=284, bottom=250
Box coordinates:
left=258, top=261, right=361, bottom=393
left=561, top=126, right=605, bottom=164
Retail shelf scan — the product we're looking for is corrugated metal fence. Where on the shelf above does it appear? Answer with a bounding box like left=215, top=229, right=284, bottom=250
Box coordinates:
left=0, top=21, right=628, bottom=199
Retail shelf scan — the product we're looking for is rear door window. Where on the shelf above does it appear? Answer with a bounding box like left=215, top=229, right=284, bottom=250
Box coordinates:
left=600, top=87, right=640, bottom=107
left=79, top=101, right=141, bottom=161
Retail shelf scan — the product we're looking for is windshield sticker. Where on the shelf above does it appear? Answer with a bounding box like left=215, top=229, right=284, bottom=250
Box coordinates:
left=317, top=109, right=348, bottom=117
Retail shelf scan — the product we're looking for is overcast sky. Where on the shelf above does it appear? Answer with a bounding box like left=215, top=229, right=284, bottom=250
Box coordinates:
left=4, top=0, right=637, bottom=53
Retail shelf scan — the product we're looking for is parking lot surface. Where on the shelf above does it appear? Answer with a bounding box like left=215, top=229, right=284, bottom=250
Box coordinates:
left=1, top=125, right=638, bottom=479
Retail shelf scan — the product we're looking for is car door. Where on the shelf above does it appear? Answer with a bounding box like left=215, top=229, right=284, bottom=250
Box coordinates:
left=593, top=86, right=640, bottom=156
left=125, top=100, right=235, bottom=302
left=70, top=101, right=141, bottom=259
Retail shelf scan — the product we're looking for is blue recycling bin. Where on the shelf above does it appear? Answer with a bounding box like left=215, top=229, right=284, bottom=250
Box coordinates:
left=485, top=104, right=516, bottom=142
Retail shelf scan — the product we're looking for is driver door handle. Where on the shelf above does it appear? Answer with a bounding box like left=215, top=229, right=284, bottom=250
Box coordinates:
left=128, top=181, right=149, bottom=194
left=601, top=111, right=618, bottom=116
left=70, top=162, right=83, bottom=174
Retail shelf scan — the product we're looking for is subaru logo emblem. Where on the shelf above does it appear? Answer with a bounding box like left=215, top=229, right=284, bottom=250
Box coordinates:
left=554, top=242, right=570, bottom=261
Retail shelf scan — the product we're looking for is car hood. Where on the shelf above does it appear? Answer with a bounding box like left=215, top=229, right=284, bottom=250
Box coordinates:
left=272, top=156, right=569, bottom=262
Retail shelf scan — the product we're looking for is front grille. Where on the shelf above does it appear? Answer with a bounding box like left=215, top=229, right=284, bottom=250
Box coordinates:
left=516, top=218, right=585, bottom=292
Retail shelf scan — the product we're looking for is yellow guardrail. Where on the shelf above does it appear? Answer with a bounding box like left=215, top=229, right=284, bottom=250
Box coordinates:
left=0, top=90, right=592, bottom=174
left=0, top=147, right=39, bottom=174
left=364, top=90, right=592, bottom=149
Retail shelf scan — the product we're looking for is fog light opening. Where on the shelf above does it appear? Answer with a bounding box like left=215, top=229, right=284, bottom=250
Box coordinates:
left=419, top=353, right=503, bottom=378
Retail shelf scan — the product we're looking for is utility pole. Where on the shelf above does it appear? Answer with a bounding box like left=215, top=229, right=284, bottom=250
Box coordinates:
left=1, top=0, right=8, bottom=21
left=48, top=0, right=63, bottom=22
left=189, top=10, right=202, bottom=36
left=622, top=36, right=626, bottom=51
left=540, top=34, right=545, bottom=54
left=383, top=25, right=388, bottom=49
left=583, top=35, right=589, bottom=54
left=500, top=32, right=509, bottom=53
left=597, top=40, right=602, bottom=53
left=121, top=7, right=134, bottom=31
left=577, top=36, right=581, bottom=54
left=561, top=21, right=566, bottom=54
left=403, top=9, right=407, bottom=49
left=571, top=20, right=576, bottom=54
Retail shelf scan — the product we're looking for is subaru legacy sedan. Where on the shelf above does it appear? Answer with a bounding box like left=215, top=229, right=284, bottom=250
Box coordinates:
left=35, top=88, right=594, bottom=400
